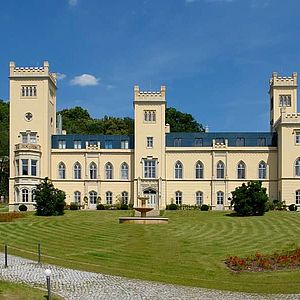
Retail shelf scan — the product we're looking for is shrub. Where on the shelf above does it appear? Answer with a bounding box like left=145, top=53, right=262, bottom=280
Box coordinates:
left=128, top=203, right=134, bottom=210
left=231, top=181, right=269, bottom=216
left=200, top=204, right=209, bottom=211
left=167, top=203, right=178, bottom=210
left=69, top=202, right=79, bottom=210
left=289, top=204, right=297, bottom=211
left=18, top=204, right=28, bottom=212
left=120, top=203, right=128, bottom=210
left=96, top=204, right=105, bottom=210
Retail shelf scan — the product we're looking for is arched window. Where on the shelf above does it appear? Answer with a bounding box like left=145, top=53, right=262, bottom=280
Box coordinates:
left=106, top=191, right=113, bottom=204
left=58, top=162, right=66, bottom=179
left=295, top=158, right=300, bottom=177
left=175, top=191, right=182, bottom=205
left=237, top=161, right=246, bottom=179
left=22, top=189, right=29, bottom=202
left=175, top=161, right=183, bottom=179
left=74, top=191, right=81, bottom=204
left=195, top=161, right=204, bottom=179
left=31, top=189, right=36, bottom=202
left=258, top=161, right=267, bottom=179
left=89, top=191, right=97, bottom=204
left=216, top=161, right=225, bottom=179
left=296, top=190, right=300, bottom=205
left=217, top=191, right=224, bottom=205
left=89, top=162, right=97, bottom=179
left=74, top=162, right=81, bottom=179
left=195, top=191, right=203, bottom=205
left=121, top=163, right=129, bottom=180
left=121, top=191, right=128, bottom=204
left=105, top=162, right=113, bottom=179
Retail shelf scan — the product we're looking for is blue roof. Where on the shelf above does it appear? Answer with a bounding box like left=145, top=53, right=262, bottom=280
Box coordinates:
left=166, top=132, right=277, bottom=147
left=52, top=134, right=133, bottom=149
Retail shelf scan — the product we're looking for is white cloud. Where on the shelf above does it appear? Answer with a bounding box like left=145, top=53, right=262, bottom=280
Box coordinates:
left=68, top=0, right=78, bottom=6
left=70, top=74, right=99, bottom=86
left=56, top=73, right=66, bottom=80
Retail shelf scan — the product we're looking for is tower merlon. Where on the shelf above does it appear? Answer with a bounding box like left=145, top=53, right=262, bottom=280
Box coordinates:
left=134, top=85, right=166, bottom=102
left=9, top=61, right=57, bottom=86
left=269, top=72, right=297, bottom=88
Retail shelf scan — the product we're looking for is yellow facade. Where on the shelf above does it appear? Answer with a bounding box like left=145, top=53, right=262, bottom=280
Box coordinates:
left=8, top=62, right=300, bottom=211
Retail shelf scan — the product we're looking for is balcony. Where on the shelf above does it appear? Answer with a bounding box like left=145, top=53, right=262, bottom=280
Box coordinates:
left=15, top=143, right=41, bottom=152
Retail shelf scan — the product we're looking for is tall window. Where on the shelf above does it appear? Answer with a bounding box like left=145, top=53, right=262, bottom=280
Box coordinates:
left=144, top=110, right=156, bottom=122
left=105, top=162, right=113, bottom=179
left=90, top=162, right=97, bottom=179
left=22, top=159, right=29, bottom=175
left=144, top=159, right=156, bottom=178
left=58, top=162, right=66, bottom=179
left=21, top=85, right=37, bottom=97
left=217, top=191, right=224, bottom=205
left=147, top=137, right=153, bottom=148
left=74, top=191, right=81, bottom=204
left=74, top=162, right=81, bottom=179
left=175, top=191, right=182, bottom=205
left=296, top=190, right=300, bottom=205
left=279, top=95, right=291, bottom=107
left=175, top=161, right=183, bottom=179
left=296, top=132, right=300, bottom=144
left=195, top=161, right=204, bottom=179
left=216, top=161, right=225, bottom=179
left=106, top=191, right=113, bottom=204
left=195, top=191, right=203, bottom=205
left=31, top=189, right=36, bottom=201
left=295, top=158, right=300, bottom=177
left=258, top=161, right=267, bottom=179
left=237, top=161, right=246, bottom=179
left=194, top=138, right=203, bottom=146
left=31, top=159, right=37, bottom=176
left=22, top=189, right=29, bottom=202
left=121, top=191, right=128, bottom=204
left=121, top=163, right=129, bottom=179
left=89, top=191, right=97, bottom=204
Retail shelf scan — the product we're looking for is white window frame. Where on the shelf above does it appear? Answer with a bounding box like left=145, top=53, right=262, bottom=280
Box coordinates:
left=258, top=161, right=267, bottom=179
left=175, top=191, right=182, bottom=205
left=106, top=191, right=113, bottom=205
left=195, top=161, right=204, bottom=179
left=147, top=137, right=153, bottom=148
left=121, top=163, right=129, bottom=180
left=175, top=161, right=183, bottom=179
left=237, top=161, right=246, bottom=179
left=74, top=162, right=81, bottom=179
left=195, top=191, right=203, bottom=205
left=216, top=161, right=225, bottom=179
left=105, top=163, right=113, bottom=179
left=144, top=159, right=156, bottom=179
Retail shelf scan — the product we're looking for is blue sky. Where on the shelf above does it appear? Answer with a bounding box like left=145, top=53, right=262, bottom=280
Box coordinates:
left=0, top=0, right=299, bottom=132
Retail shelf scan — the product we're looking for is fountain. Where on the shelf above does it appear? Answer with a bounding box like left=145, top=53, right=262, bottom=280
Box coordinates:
left=119, top=196, right=168, bottom=224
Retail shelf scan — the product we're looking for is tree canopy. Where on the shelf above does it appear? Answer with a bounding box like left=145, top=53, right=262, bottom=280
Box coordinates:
left=58, top=106, right=203, bottom=134
left=34, top=177, right=66, bottom=216
left=231, top=181, right=269, bottom=216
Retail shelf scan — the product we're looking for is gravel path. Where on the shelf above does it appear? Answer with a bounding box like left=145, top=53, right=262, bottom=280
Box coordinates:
left=0, top=254, right=299, bottom=299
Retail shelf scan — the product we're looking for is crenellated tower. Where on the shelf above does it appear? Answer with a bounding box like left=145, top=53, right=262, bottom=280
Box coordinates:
left=9, top=61, right=57, bottom=211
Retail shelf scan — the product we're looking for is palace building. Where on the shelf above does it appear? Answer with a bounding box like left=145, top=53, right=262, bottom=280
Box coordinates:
left=8, top=61, right=300, bottom=211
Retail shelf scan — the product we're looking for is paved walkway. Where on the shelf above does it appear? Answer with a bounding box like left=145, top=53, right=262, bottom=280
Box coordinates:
left=0, top=255, right=299, bottom=299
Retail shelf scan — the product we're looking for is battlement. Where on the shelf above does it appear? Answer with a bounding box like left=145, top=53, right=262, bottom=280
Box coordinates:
left=9, top=61, right=57, bottom=85
left=269, top=72, right=297, bottom=87
left=134, top=85, right=166, bottom=101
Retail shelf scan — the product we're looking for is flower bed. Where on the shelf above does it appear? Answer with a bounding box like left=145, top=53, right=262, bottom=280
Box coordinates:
left=0, top=212, right=25, bottom=222
left=225, top=248, right=300, bottom=272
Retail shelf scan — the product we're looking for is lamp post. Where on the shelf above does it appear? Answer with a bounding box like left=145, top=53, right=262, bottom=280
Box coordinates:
left=44, top=269, right=51, bottom=300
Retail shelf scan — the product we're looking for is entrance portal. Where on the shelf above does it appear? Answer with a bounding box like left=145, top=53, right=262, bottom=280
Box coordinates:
left=143, top=188, right=157, bottom=208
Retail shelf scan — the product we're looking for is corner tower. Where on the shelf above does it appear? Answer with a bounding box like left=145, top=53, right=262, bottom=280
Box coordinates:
left=269, top=72, right=297, bottom=131
left=133, top=86, right=167, bottom=210
left=9, top=61, right=57, bottom=211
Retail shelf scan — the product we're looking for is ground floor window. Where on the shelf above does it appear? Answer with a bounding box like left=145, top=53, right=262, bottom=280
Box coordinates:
left=106, top=191, right=113, bottom=205
left=195, top=191, right=203, bottom=205
left=89, top=191, right=97, bottom=204
left=296, top=190, right=300, bottom=204
left=175, top=191, right=182, bottom=205
left=22, top=189, right=29, bottom=202
left=217, top=191, right=224, bottom=205
left=121, top=191, right=128, bottom=205
left=74, top=191, right=81, bottom=204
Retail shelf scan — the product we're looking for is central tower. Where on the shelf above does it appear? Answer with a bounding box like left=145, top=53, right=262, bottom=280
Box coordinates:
left=133, top=86, right=167, bottom=210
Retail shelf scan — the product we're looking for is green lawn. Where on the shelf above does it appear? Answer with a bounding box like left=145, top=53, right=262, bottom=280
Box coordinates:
left=0, top=280, right=61, bottom=299
left=1, top=210, right=300, bottom=294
